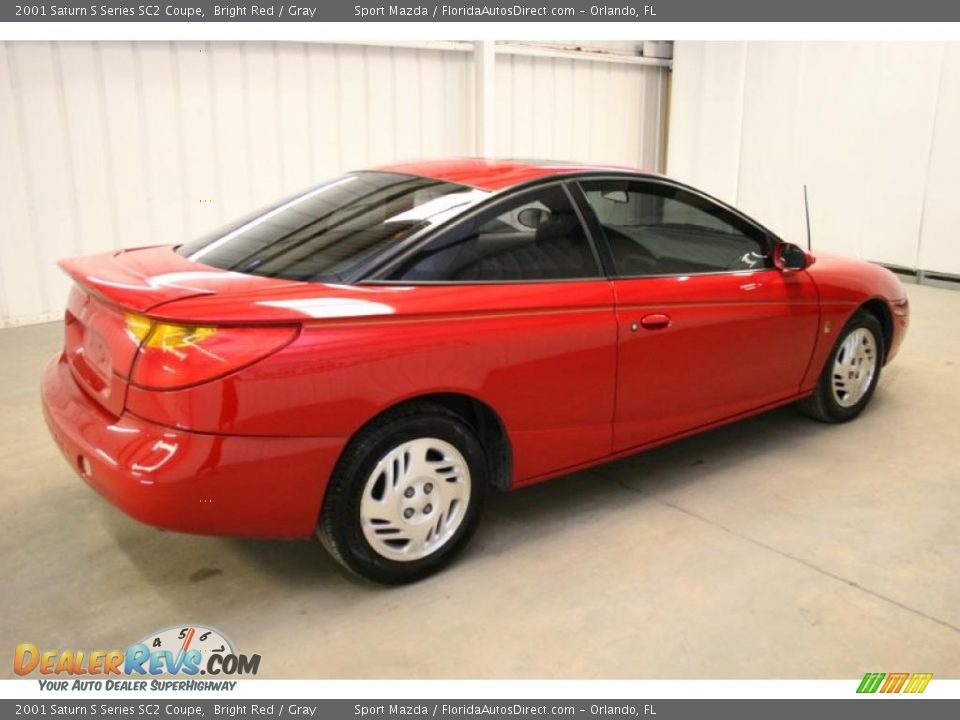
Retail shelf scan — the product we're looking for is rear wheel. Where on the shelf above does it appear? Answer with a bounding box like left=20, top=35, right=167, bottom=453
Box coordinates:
left=797, top=310, right=884, bottom=423
left=318, top=403, right=486, bottom=584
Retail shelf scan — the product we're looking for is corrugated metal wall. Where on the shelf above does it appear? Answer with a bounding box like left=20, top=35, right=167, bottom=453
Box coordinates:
left=0, top=41, right=475, bottom=326
left=667, top=41, right=960, bottom=278
left=0, top=41, right=670, bottom=327
left=495, top=52, right=668, bottom=169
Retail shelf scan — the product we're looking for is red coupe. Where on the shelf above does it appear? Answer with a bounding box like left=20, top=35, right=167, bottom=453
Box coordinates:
left=42, top=159, right=909, bottom=583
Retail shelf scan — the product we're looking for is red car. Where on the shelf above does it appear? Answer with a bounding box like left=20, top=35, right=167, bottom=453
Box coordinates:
left=42, top=159, right=909, bottom=583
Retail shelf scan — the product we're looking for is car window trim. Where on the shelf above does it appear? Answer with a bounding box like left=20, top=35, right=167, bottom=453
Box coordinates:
left=600, top=267, right=782, bottom=281
left=365, top=180, right=606, bottom=285
left=564, top=179, right=618, bottom=277
left=361, top=277, right=614, bottom=287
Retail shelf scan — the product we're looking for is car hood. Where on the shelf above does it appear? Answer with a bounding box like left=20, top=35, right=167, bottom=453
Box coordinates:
left=803, top=249, right=907, bottom=303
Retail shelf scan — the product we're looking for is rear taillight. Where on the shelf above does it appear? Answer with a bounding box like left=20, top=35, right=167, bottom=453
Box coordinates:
left=126, top=314, right=297, bottom=390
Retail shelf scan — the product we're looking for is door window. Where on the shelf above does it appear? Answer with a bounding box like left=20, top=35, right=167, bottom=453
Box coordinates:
left=578, top=180, right=772, bottom=277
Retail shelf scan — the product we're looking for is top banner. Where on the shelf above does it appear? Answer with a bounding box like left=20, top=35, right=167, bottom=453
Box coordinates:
left=5, top=0, right=960, bottom=22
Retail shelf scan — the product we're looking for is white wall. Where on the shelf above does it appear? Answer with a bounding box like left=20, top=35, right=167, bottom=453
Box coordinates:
left=495, top=51, right=668, bottom=170
left=0, top=40, right=669, bottom=327
left=0, top=41, right=474, bottom=326
left=667, top=41, right=960, bottom=277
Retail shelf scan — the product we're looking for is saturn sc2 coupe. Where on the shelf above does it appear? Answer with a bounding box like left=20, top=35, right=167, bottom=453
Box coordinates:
left=41, top=159, right=909, bottom=583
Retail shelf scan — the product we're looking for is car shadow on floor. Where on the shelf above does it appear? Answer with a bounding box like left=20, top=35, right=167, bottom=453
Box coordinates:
left=99, top=397, right=869, bottom=597
left=485, top=403, right=832, bottom=518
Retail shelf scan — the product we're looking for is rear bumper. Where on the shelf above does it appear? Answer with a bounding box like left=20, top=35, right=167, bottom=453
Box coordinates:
left=41, top=354, right=344, bottom=538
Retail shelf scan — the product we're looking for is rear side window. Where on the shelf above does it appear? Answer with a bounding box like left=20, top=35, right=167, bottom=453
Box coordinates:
left=178, top=172, right=488, bottom=282
left=579, top=180, right=772, bottom=277
left=389, top=184, right=600, bottom=282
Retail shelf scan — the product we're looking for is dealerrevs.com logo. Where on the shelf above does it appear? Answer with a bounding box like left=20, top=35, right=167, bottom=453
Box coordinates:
left=14, top=625, right=260, bottom=691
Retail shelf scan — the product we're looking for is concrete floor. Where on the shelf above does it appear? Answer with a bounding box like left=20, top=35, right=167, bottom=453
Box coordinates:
left=2, top=282, right=959, bottom=679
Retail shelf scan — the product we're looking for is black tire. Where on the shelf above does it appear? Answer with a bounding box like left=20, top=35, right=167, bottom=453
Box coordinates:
left=317, top=402, right=487, bottom=584
left=797, top=310, right=885, bottom=423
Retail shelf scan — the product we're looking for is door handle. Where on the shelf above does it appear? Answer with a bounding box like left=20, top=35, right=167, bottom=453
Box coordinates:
left=636, top=313, right=671, bottom=331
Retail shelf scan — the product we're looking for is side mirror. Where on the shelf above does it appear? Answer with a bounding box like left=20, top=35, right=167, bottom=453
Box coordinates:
left=774, top=242, right=812, bottom=271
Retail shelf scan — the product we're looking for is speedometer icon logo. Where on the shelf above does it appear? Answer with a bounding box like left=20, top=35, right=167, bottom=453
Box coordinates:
left=138, top=625, right=235, bottom=673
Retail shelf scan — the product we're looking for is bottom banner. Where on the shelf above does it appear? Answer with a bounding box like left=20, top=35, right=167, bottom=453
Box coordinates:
left=2, top=699, right=957, bottom=720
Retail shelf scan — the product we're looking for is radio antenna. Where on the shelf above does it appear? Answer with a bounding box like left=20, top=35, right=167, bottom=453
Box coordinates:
left=803, top=184, right=813, bottom=251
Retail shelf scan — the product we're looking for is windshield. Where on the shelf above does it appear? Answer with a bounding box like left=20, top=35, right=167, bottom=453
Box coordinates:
left=177, top=172, right=489, bottom=282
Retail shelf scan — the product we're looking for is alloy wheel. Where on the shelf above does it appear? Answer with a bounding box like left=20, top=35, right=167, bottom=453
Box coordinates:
left=831, top=327, right=878, bottom=408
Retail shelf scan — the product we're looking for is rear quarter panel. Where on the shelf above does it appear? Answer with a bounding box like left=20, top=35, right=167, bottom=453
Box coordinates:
left=125, top=282, right=619, bottom=486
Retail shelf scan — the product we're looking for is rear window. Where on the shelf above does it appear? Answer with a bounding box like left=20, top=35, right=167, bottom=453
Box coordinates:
left=177, top=172, right=489, bottom=282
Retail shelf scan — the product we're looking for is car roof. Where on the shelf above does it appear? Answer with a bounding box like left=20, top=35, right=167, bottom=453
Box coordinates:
left=374, top=158, right=657, bottom=191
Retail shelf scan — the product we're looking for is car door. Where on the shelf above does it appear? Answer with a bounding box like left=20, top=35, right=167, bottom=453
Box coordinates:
left=574, top=177, right=820, bottom=453
left=382, top=182, right=619, bottom=484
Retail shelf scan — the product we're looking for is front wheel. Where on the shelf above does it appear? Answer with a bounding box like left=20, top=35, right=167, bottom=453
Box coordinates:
left=318, top=403, right=487, bottom=584
left=797, top=310, right=884, bottom=423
